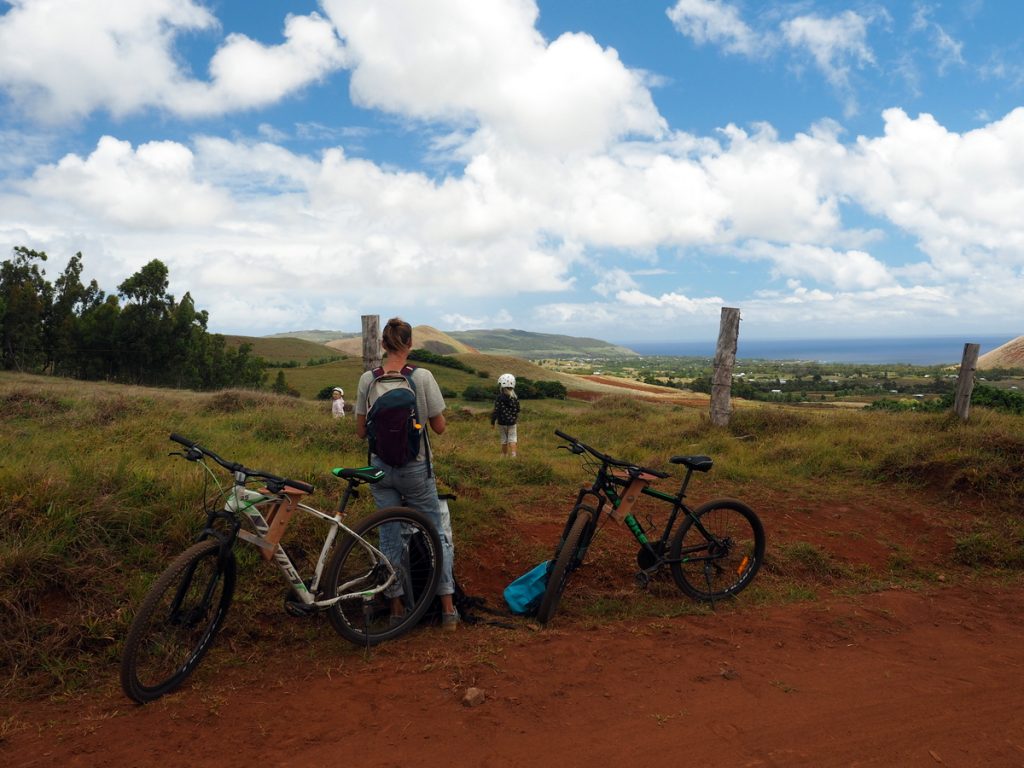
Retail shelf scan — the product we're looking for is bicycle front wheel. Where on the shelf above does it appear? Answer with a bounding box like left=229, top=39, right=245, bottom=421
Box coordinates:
left=536, top=511, right=591, bottom=625
left=120, top=539, right=236, bottom=704
left=323, top=506, right=442, bottom=647
left=669, top=499, right=764, bottom=601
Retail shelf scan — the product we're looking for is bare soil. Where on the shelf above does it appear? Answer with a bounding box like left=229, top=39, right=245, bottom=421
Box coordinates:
left=3, top=480, right=1024, bottom=768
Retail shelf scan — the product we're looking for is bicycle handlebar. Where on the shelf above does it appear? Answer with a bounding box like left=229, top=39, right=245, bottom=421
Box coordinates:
left=169, top=433, right=315, bottom=493
left=553, top=429, right=669, bottom=478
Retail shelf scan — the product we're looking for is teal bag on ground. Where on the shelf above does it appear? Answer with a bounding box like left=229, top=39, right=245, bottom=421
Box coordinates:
left=503, top=560, right=551, bottom=616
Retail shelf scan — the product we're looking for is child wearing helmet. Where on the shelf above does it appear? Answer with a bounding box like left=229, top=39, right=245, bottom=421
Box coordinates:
left=490, top=373, right=520, bottom=457
left=331, top=387, right=346, bottom=419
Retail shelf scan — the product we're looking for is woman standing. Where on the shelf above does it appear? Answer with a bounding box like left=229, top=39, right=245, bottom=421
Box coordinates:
left=354, top=318, right=458, bottom=629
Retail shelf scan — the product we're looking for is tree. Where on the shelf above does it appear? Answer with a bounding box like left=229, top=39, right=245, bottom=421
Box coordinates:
left=116, top=260, right=174, bottom=384
left=0, top=247, right=51, bottom=371
left=46, top=252, right=104, bottom=376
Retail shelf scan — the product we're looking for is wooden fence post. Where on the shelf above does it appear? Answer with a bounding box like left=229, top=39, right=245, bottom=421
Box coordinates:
left=361, top=315, right=381, bottom=372
left=710, top=307, right=741, bottom=427
left=953, top=343, right=980, bottom=421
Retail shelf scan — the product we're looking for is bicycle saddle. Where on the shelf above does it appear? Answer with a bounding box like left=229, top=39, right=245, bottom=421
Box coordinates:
left=669, top=455, right=713, bottom=472
left=332, top=467, right=386, bottom=484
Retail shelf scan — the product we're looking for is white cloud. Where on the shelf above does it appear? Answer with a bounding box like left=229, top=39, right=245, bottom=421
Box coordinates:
left=0, top=0, right=344, bottom=122
left=667, top=3, right=880, bottom=117
left=911, top=4, right=965, bottom=76
left=24, top=136, right=232, bottom=227
left=840, top=108, right=1024, bottom=276
left=322, top=0, right=665, bottom=154
left=442, top=310, right=513, bottom=330
left=781, top=11, right=875, bottom=115
left=168, top=12, right=347, bottom=117
left=666, top=0, right=764, bottom=57
left=593, top=267, right=639, bottom=297
left=738, top=242, right=895, bottom=291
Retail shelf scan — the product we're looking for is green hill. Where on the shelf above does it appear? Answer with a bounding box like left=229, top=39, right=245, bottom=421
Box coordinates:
left=223, top=335, right=344, bottom=364
left=448, top=329, right=638, bottom=359
left=264, top=330, right=358, bottom=344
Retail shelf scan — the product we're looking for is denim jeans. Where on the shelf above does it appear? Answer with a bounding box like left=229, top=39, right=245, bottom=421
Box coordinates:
left=369, top=457, right=455, bottom=596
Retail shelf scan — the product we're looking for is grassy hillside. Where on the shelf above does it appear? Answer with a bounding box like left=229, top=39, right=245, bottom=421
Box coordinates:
left=325, top=326, right=477, bottom=357
left=223, top=335, right=344, bottom=364
left=449, top=328, right=639, bottom=358
left=262, top=350, right=601, bottom=401
left=264, top=330, right=358, bottom=344
left=2, top=371, right=1023, bottom=698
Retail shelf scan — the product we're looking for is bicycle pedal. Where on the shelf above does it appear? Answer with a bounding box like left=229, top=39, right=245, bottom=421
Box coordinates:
left=634, top=572, right=651, bottom=589
left=283, top=596, right=316, bottom=618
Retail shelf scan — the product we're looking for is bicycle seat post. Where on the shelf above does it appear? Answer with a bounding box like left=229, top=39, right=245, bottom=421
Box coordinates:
left=337, top=480, right=357, bottom=516
left=678, top=468, right=695, bottom=499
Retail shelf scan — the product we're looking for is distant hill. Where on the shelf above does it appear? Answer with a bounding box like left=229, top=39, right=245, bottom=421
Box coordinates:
left=222, top=335, right=342, bottom=363
left=448, top=329, right=638, bottom=359
left=266, top=330, right=358, bottom=344
left=323, top=325, right=477, bottom=356
left=263, top=326, right=637, bottom=359
left=977, top=335, right=1024, bottom=369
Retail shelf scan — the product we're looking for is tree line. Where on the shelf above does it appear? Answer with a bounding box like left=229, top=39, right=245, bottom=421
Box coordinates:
left=0, top=247, right=263, bottom=389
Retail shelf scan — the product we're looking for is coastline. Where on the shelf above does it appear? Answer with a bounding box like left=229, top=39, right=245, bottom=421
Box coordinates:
left=620, top=335, right=1018, bottom=366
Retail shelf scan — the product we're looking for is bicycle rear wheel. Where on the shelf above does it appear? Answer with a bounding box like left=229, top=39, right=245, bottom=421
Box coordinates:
left=536, top=511, right=591, bottom=625
left=120, top=539, right=235, bottom=704
left=323, top=506, right=442, bottom=646
left=669, top=499, right=764, bottom=601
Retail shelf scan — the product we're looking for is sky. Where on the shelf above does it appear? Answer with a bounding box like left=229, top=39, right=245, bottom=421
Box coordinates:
left=1, top=0, right=1023, bottom=344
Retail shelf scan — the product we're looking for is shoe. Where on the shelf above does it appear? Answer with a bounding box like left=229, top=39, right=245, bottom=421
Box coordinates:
left=441, top=610, right=460, bottom=631
left=389, top=611, right=406, bottom=628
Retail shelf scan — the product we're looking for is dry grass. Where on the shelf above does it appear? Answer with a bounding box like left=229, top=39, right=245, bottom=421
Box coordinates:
left=1, top=370, right=1021, bottom=697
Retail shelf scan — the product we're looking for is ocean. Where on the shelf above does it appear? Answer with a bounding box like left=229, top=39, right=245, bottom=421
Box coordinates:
left=621, top=336, right=1017, bottom=366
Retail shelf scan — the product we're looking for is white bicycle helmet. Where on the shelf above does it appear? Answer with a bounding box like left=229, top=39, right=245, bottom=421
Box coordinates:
left=497, top=373, right=516, bottom=389
left=333, top=387, right=344, bottom=396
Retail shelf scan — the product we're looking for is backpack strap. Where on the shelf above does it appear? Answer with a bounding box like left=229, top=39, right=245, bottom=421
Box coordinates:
left=401, top=366, right=433, bottom=476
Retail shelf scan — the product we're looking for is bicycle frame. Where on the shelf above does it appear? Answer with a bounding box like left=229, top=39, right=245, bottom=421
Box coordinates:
left=537, top=429, right=765, bottom=625
left=195, top=461, right=400, bottom=611
left=558, top=439, right=729, bottom=575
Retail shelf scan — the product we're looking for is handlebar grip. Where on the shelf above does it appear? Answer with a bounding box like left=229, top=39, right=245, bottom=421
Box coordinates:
left=169, top=433, right=197, bottom=448
left=285, top=479, right=315, bottom=494
left=554, top=429, right=577, bottom=443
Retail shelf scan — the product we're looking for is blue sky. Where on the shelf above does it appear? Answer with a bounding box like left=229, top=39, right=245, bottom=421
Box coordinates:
left=1, top=0, right=1023, bottom=343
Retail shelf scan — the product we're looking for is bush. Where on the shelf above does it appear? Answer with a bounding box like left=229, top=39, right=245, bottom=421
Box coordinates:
left=511, top=377, right=566, bottom=400
left=535, top=380, right=567, bottom=399
left=271, top=371, right=300, bottom=398
left=408, top=348, right=474, bottom=373
left=462, top=384, right=493, bottom=401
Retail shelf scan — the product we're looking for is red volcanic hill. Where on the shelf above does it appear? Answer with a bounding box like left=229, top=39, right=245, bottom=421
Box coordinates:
left=977, top=335, right=1024, bottom=369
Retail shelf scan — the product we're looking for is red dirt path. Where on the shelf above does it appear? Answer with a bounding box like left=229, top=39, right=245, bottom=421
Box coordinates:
left=3, top=586, right=1023, bottom=767
left=4, top=484, right=1024, bottom=767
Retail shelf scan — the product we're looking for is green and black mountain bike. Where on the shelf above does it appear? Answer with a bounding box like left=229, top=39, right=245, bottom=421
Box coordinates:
left=537, top=429, right=765, bottom=625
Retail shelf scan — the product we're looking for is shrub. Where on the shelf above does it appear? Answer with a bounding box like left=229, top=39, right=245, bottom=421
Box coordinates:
left=462, top=384, right=492, bottom=401
left=408, top=348, right=474, bottom=373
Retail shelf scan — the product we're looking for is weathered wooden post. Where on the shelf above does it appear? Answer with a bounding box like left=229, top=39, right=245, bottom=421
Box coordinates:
left=953, top=342, right=980, bottom=421
left=361, top=314, right=382, bottom=372
left=710, top=307, right=741, bottom=427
